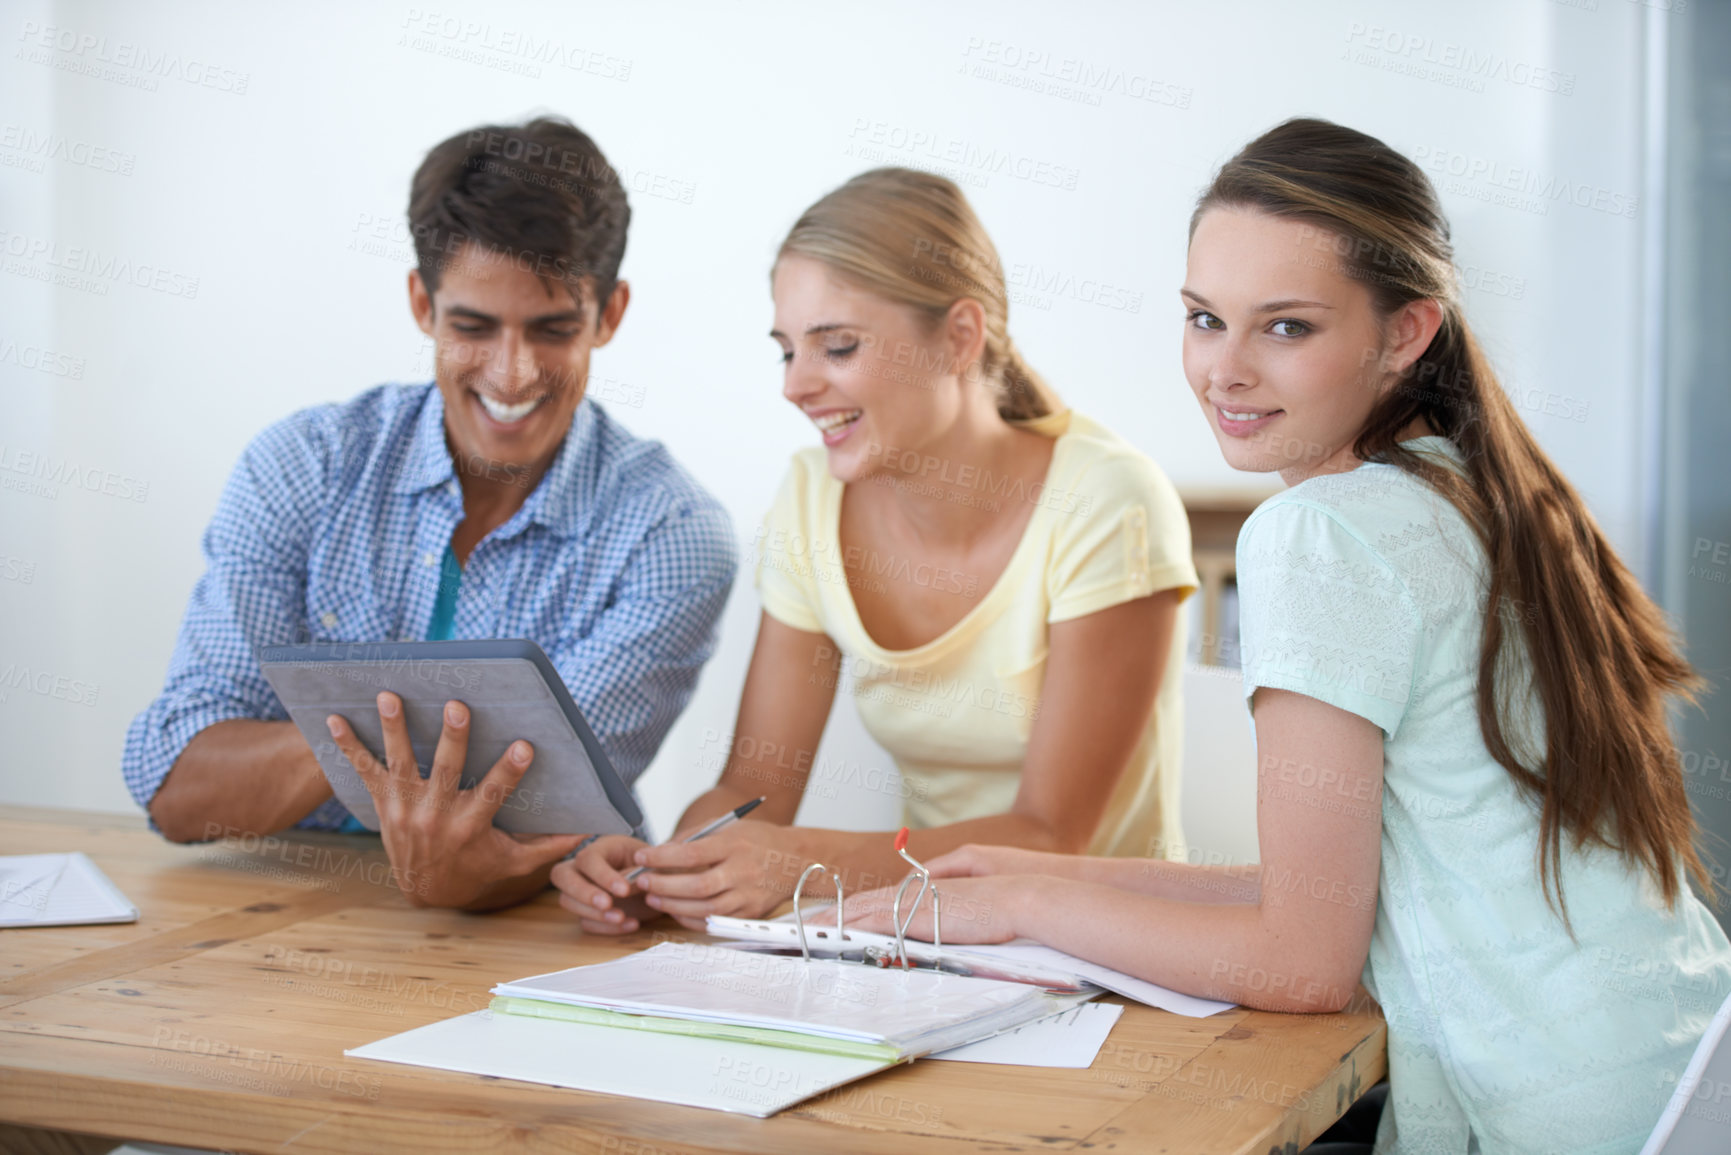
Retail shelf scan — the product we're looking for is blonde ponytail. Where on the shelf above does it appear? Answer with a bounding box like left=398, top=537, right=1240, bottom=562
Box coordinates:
left=994, top=337, right=1055, bottom=421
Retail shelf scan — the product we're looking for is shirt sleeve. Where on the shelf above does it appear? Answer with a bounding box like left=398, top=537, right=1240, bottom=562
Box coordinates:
left=1235, top=500, right=1422, bottom=738
left=1047, top=451, right=1199, bottom=623
left=545, top=501, right=738, bottom=787
left=750, top=455, right=826, bottom=634
left=121, top=410, right=337, bottom=825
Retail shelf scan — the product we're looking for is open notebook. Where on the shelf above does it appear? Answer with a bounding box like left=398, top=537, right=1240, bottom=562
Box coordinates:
left=0, top=852, right=137, bottom=928
left=349, top=939, right=1085, bottom=1116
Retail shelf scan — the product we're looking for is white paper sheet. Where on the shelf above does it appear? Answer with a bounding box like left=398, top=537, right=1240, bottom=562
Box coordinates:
left=0, top=856, right=66, bottom=914
left=964, top=941, right=1232, bottom=1018
left=0, top=852, right=137, bottom=928
left=347, top=1009, right=892, bottom=1117
left=931, top=1000, right=1124, bottom=1066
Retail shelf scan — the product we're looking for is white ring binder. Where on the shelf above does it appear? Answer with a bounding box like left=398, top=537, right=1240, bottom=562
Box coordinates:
left=791, top=862, right=846, bottom=962
left=892, top=828, right=941, bottom=969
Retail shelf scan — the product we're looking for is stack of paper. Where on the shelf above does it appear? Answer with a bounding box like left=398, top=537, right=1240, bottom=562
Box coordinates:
left=349, top=938, right=1089, bottom=1116
left=492, top=940, right=1067, bottom=1059
left=0, top=852, right=137, bottom=928
left=935, top=1001, right=1124, bottom=1066
left=492, top=991, right=1125, bottom=1068
left=961, top=940, right=1233, bottom=1018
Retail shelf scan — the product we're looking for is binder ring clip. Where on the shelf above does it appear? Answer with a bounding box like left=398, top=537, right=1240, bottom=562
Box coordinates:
left=891, top=828, right=941, bottom=969
left=792, top=862, right=845, bottom=963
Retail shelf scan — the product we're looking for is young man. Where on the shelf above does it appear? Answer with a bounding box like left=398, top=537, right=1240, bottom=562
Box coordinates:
left=123, top=117, right=736, bottom=911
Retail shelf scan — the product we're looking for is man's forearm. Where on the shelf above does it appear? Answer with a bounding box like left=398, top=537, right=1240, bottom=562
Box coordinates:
left=149, top=719, right=333, bottom=842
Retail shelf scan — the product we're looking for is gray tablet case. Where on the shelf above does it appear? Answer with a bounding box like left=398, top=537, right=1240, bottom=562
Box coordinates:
left=257, top=639, right=642, bottom=836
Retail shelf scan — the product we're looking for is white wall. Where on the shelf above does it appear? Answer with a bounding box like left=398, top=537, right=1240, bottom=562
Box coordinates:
left=0, top=0, right=1657, bottom=842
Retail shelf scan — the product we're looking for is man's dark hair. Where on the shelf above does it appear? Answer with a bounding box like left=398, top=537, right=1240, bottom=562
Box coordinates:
left=408, top=115, right=630, bottom=321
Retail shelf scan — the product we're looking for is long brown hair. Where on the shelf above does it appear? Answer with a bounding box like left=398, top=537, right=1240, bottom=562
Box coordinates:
left=775, top=167, right=1058, bottom=421
left=1195, top=118, right=1707, bottom=921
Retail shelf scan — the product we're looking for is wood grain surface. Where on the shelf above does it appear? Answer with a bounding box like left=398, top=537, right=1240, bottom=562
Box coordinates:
left=0, top=806, right=1385, bottom=1154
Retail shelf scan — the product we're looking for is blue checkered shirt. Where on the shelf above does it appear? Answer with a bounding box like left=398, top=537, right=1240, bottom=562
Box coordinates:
left=122, top=383, right=737, bottom=831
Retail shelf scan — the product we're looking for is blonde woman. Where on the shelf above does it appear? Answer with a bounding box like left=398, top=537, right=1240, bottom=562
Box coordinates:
left=553, top=168, right=1197, bottom=932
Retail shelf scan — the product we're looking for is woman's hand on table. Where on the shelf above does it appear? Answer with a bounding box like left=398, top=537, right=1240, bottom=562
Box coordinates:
left=842, top=874, right=1032, bottom=945
left=630, top=821, right=811, bottom=932
left=550, top=834, right=660, bottom=935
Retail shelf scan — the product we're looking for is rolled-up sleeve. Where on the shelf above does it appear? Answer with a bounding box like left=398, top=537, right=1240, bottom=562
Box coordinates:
left=121, top=413, right=332, bottom=816
left=545, top=501, right=738, bottom=785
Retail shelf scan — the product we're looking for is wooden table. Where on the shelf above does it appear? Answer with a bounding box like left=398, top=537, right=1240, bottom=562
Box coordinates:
left=0, top=806, right=1385, bottom=1154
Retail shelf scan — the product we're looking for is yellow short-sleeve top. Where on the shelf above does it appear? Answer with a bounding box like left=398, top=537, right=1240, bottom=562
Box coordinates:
left=751, top=410, right=1198, bottom=858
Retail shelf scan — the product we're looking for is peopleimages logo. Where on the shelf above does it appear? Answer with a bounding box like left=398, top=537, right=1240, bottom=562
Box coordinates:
left=1411, top=146, right=1638, bottom=219
left=0, top=443, right=148, bottom=502
left=1343, top=23, right=1575, bottom=95
left=846, top=120, right=1081, bottom=191
left=0, top=230, right=200, bottom=298
left=0, top=337, right=85, bottom=379
left=1007, top=261, right=1143, bottom=314
left=863, top=442, right=1095, bottom=515
left=398, top=9, right=632, bottom=80
left=15, top=21, right=251, bottom=93
left=0, top=124, right=136, bottom=174
left=0, top=664, right=99, bottom=707
left=957, top=38, right=1193, bottom=110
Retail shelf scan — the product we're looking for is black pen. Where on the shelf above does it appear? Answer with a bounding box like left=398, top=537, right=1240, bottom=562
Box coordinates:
left=622, top=796, right=766, bottom=883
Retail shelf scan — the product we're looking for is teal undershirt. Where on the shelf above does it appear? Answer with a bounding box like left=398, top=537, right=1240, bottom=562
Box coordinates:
left=425, top=545, right=462, bottom=643
left=336, top=545, right=462, bottom=835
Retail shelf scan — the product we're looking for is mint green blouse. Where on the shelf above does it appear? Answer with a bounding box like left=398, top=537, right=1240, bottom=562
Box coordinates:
left=1236, top=438, right=1731, bottom=1153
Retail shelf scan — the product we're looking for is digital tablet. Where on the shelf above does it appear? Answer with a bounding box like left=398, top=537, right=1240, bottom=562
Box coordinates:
left=257, top=639, right=642, bottom=837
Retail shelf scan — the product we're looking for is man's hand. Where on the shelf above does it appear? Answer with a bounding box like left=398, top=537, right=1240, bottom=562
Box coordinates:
left=550, top=834, right=659, bottom=935
left=842, top=875, right=1027, bottom=945
left=325, top=692, right=581, bottom=908
left=632, top=821, right=812, bottom=932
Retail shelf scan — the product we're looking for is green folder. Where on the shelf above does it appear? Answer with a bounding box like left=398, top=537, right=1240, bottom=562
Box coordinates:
left=489, top=996, right=905, bottom=1063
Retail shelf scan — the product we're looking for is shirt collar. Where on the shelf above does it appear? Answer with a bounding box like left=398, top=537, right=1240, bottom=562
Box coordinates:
left=519, top=399, right=600, bottom=539
left=392, top=384, right=600, bottom=539
left=392, top=386, right=457, bottom=495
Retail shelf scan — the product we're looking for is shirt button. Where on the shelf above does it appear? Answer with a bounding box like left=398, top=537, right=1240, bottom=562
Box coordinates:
left=422, top=552, right=438, bottom=566
left=447, top=480, right=460, bottom=496
left=320, top=611, right=338, bottom=628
